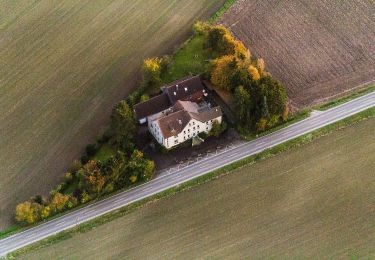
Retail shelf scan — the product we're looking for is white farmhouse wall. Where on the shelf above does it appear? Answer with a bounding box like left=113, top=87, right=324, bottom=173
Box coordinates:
left=152, top=116, right=222, bottom=149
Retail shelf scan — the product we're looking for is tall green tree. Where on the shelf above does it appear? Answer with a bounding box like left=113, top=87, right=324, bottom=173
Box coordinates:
left=234, top=86, right=252, bottom=124
left=110, top=101, right=136, bottom=151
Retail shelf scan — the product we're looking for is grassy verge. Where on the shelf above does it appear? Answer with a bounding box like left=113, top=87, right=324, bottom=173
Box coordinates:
left=315, top=85, right=375, bottom=111
left=209, top=0, right=237, bottom=22
left=8, top=106, right=375, bottom=259
left=0, top=226, right=21, bottom=240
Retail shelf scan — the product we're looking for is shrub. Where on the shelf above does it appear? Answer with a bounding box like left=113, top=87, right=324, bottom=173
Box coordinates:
left=15, top=201, right=42, bottom=224
left=80, top=191, right=91, bottom=204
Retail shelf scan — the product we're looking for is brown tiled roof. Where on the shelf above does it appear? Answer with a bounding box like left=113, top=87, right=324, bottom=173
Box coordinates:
left=133, top=93, right=171, bottom=120
left=157, top=105, right=222, bottom=139
left=157, top=110, right=191, bottom=139
left=164, top=75, right=205, bottom=104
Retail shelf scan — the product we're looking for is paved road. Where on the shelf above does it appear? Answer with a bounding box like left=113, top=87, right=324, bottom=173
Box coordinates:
left=1, top=91, right=375, bottom=256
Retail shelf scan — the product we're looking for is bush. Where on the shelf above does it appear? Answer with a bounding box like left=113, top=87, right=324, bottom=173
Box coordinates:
left=15, top=202, right=42, bottom=225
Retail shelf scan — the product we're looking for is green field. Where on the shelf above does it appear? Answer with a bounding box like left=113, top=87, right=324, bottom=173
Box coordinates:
left=18, top=117, right=375, bottom=259
left=0, top=0, right=226, bottom=229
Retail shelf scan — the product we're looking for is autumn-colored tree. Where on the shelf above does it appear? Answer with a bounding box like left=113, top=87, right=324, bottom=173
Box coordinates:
left=78, top=160, right=106, bottom=195
left=15, top=201, right=42, bottom=224
left=248, top=65, right=260, bottom=81
left=211, top=55, right=240, bottom=91
left=40, top=205, right=51, bottom=220
left=142, top=57, right=162, bottom=89
left=234, top=40, right=251, bottom=60
left=193, top=21, right=210, bottom=35
left=49, top=192, right=70, bottom=212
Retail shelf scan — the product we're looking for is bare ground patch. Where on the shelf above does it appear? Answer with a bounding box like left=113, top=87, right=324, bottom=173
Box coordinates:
left=220, top=0, right=375, bottom=108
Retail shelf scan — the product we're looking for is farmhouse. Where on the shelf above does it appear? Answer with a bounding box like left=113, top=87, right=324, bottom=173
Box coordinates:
left=134, top=75, right=207, bottom=124
left=134, top=76, right=222, bottom=149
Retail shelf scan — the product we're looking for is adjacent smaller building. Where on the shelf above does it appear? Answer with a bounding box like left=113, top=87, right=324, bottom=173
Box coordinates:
left=134, top=76, right=223, bottom=149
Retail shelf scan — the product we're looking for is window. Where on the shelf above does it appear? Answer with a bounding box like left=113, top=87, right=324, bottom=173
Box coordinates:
left=184, top=131, right=186, bottom=134
left=188, top=129, right=190, bottom=132
left=197, top=125, right=200, bottom=129
left=193, top=127, right=196, bottom=130
left=206, top=127, right=209, bottom=131
left=206, top=122, right=209, bottom=125
left=193, top=122, right=195, bottom=125
left=174, top=140, right=178, bottom=144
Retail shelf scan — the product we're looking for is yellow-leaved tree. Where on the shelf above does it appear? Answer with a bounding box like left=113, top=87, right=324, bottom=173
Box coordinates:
left=248, top=65, right=260, bottom=81
left=211, top=55, right=239, bottom=91
left=15, top=201, right=42, bottom=224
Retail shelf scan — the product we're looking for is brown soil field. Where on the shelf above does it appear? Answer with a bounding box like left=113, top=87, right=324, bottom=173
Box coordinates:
left=220, top=0, right=375, bottom=109
left=19, top=117, right=375, bottom=259
left=0, top=0, right=226, bottom=229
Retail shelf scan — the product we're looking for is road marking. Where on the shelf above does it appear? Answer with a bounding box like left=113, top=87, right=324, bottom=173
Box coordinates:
left=228, top=153, right=238, bottom=158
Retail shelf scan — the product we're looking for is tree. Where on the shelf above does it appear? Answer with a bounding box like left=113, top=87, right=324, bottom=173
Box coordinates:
left=49, top=192, right=70, bottom=212
left=248, top=65, right=260, bottom=81
left=207, top=25, right=229, bottom=54
left=110, top=101, right=136, bottom=151
left=15, top=201, right=42, bottom=224
left=211, top=55, right=240, bottom=91
left=209, top=120, right=226, bottom=137
left=260, top=76, right=287, bottom=116
left=78, top=160, right=106, bottom=195
left=142, top=57, right=162, bottom=90
left=126, top=150, right=155, bottom=182
left=234, top=86, right=252, bottom=123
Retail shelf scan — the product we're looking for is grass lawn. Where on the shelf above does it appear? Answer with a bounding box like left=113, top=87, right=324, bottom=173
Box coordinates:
left=17, top=116, right=375, bottom=259
left=93, top=144, right=116, bottom=162
left=161, top=35, right=211, bottom=84
left=0, top=0, right=226, bottom=230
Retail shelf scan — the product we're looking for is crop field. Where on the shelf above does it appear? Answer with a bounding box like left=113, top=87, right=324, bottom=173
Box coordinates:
left=220, top=0, right=375, bottom=108
left=0, top=0, right=226, bottom=229
left=19, top=117, right=375, bottom=259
